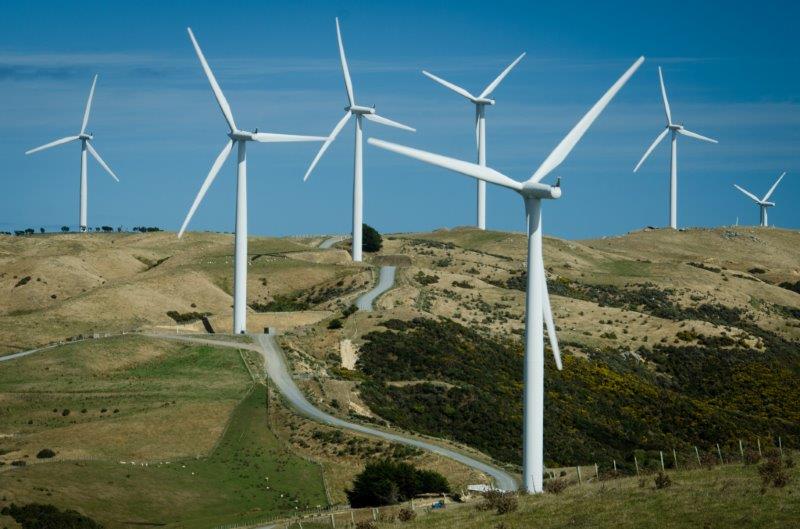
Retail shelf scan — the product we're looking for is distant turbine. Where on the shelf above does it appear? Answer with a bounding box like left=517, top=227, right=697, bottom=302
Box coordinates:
left=178, top=28, right=326, bottom=334
left=370, top=56, right=644, bottom=493
left=25, top=75, right=119, bottom=232
left=422, top=52, right=526, bottom=230
left=733, top=172, right=785, bottom=227
left=303, top=18, right=415, bottom=263
left=633, top=67, right=717, bottom=229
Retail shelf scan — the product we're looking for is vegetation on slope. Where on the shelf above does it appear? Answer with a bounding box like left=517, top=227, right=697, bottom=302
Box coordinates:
left=357, top=317, right=800, bottom=469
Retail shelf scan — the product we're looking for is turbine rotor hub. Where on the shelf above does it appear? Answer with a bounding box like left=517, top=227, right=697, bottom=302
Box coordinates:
left=228, top=130, right=254, bottom=141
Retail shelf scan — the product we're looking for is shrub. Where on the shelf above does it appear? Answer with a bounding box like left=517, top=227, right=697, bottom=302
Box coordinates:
left=61, top=226, right=69, bottom=233
left=654, top=471, right=672, bottom=489
left=346, top=460, right=449, bottom=508
left=362, top=224, right=383, bottom=253
left=61, top=409, right=70, bottom=417
left=36, top=449, right=56, bottom=459
left=342, top=305, right=358, bottom=318
left=328, top=318, right=343, bottom=330
left=251, top=295, right=309, bottom=312
left=1, top=503, right=103, bottom=529
left=14, top=276, right=32, bottom=288
left=166, top=311, right=210, bottom=324
left=479, top=491, right=517, bottom=515
left=543, top=478, right=567, bottom=494
left=414, top=271, right=439, bottom=286
left=743, top=449, right=761, bottom=465
left=758, top=455, right=790, bottom=489
left=355, top=522, right=376, bottom=529
left=397, top=508, right=416, bottom=522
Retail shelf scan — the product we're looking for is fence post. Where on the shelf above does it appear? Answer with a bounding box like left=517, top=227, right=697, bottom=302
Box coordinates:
left=330, top=513, right=335, bottom=528
left=659, top=451, right=664, bottom=471
left=613, top=459, right=617, bottom=473
left=595, top=463, right=599, bottom=479
left=717, top=443, right=724, bottom=465
left=634, top=455, right=640, bottom=476
left=779, top=437, right=783, bottom=458
left=411, top=498, right=414, bottom=510
left=299, top=521, right=304, bottom=529
left=695, top=446, right=701, bottom=466
left=739, top=439, right=744, bottom=461
left=757, top=437, right=762, bottom=457
left=576, top=466, right=583, bottom=484
left=373, top=508, right=377, bottom=521
left=350, top=511, right=355, bottom=525
left=673, top=448, right=678, bottom=471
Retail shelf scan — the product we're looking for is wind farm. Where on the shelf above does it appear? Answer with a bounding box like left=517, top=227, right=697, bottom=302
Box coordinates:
left=1, top=3, right=798, bottom=529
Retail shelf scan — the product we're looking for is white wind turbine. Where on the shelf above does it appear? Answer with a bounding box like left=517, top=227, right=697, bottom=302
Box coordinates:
left=734, top=172, right=785, bottom=227
left=178, top=28, right=326, bottom=335
left=303, top=17, right=415, bottom=262
left=422, top=52, right=526, bottom=230
left=25, top=75, right=119, bottom=232
left=633, top=67, right=717, bottom=229
left=370, top=56, right=644, bottom=493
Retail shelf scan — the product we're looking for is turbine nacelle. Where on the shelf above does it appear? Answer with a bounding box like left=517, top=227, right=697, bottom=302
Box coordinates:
left=228, top=130, right=258, bottom=141
left=347, top=105, right=377, bottom=115
left=520, top=181, right=562, bottom=200
left=78, top=133, right=93, bottom=141
left=474, top=97, right=496, bottom=105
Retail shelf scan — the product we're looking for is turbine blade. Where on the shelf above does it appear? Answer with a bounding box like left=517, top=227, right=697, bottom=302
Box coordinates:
left=539, top=254, right=562, bottom=370
left=479, top=52, right=526, bottom=99
left=81, top=74, right=98, bottom=134
left=304, top=111, right=352, bottom=181
left=25, top=136, right=80, bottom=155
left=368, top=138, right=523, bottom=191
left=252, top=132, right=327, bottom=143
left=178, top=140, right=234, bottom=238
left=422, top=70, right=477, bottom=102
left=335, top=18, right=355, bottom=106
left=733, top=184, right=761, bottom=203
left=363, top=113, right=416, bottom=132
left=658, top=66, right=672, bottom=124
left=677, top=128, right=717, bottom=144
left=529, top=56, right=645, bottom=183
left=633, top=128, right=670, bottom=172
left=85, top=142, right=119, bottom=182
left=187, top=27, right=237, bottom=132
left=762, top=171, right=786, bottom=201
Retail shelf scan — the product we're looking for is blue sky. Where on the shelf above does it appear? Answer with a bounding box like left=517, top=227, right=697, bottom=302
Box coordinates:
left=1, top=0, right=797, bottom=239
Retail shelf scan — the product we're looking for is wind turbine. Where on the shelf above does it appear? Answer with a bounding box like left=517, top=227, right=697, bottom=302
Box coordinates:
left=422, top=52, right=526, bottom=230
left=633, top=67, right=717, bottom=229
left=178, top=28, right=326, bottom=335
left=369, top=56, right=644, bottom=493
left=25, top=75, right=119, bottom=232
left=303, top=17, right=415, bottom=262
left=733, top=172, right=785, bottom=227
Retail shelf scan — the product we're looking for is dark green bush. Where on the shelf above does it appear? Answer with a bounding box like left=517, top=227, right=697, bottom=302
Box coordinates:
left=1, top=503, right=103, bottom=529
left=346, top=460, right=449, bottom=508
left=328, top=318, right=343, bottom=330
left=362, top=224, right=382, bottom=253
left=36, top=449, right=56, bottom=459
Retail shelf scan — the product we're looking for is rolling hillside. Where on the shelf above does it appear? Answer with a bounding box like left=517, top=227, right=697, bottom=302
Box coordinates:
left=1, top=226, right=798, bottom=527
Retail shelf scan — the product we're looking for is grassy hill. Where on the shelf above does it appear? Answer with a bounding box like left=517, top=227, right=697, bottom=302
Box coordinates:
left=1, top=227, right=799, bottom=526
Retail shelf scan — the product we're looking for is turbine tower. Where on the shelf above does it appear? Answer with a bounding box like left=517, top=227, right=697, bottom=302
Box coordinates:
left=178, top=28, right=326, bottom=334
left=633, top=67, right=717, bottom=229
left=25, top=75, right=119, bottom=232
left=303, top=18, right=415, bottom=262
left=734, top=172, right=785, bottom=227
left=369, top=56, right=644, bottom=493
left=422, top=52, right=526, bottom=230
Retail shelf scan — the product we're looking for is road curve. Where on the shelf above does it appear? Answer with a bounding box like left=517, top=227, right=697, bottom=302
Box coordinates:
left=355, top=266, right=396, bottom=312
left=148, top=332, right=517, bottom=491
left=318, top=236, right=346, bottom=249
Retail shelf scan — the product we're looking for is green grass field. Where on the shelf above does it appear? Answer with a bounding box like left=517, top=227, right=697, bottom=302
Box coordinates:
left=0, top=337, right=327, bottom=529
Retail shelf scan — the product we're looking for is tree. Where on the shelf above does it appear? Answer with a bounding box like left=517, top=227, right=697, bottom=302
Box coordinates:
left=346, top=460, right=449, bottom=508
left=39, top=227, right=45, bottom=234
left=362, top=223, right=382, bottom=253
left=61, top=226, right=69, bottom=233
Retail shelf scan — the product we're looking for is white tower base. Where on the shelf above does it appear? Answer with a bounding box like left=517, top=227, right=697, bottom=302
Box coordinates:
left=80, top=139, right=88, bottom=232
left=476, top=105, right=487, bottom=230
left=233, top=141, right=248, bottom=334
left=523, top=196, right=545, bottom=493
left=669, top=132, right=677, bottom=230
left=352, top=114, right=363, bottom=262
